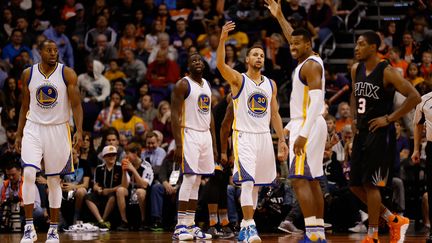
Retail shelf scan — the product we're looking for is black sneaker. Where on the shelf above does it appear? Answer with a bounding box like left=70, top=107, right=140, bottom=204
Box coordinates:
left=207, top=226, right=222, bottom=239
left=117, top=221, right=129, bottom=231
left=220, top=225, right=235, bottom=239
left=150, top=222, right=163, bottom=232
left=138, top=222, right=147, bottom=231
left=97, top=221, right=111, bottom=231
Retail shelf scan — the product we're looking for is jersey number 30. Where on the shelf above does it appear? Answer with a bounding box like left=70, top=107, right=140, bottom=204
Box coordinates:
left=358, top=98, right=366, bottom=114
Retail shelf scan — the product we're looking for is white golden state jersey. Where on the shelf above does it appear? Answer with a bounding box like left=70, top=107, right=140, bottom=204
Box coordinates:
left=290, top=55, right=325, bottom=121
left=27, top=63, right=71, bottom=125
left=181, top=76, right=212, bottom=131
left=232, top=73, right=273, bottom=133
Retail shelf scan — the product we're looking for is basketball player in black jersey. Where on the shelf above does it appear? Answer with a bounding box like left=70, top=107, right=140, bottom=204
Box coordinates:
left=349, top=31, right=421, bottom=243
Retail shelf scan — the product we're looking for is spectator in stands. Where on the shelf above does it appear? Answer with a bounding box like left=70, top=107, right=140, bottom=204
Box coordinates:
left=307, top=0, right=333, bottom=44
left=265, top=33, right=292, bottom=84
left=104, top=59, right=126, bottom=82
left=1, top=29, right=32, bottom=65
left=94, top=91, right=123, bottom=134
left=135, top=37, right=150, bottom=65
left=15, top=17, right=35, bottom=48
left=42, top=20, right=74, bottom=67
left=115, top=0, right=137, bottom=30
left=0, top=123, right=17, bottom=156
left=171, top=18, right=196, bottom=51
left=78, top=58, right=111, bottom=131
left=134, top=9, right=146, bottom=38
left=325, top=115, right=343, bottom=163
left=84, top=15, right=117, bottom=53
left=98, top=128, right=125, bottom=164
left=67, top=3, right=88, bottom=47
left=335, top=102, right=352, bottom=132
left=136, top=94, right=158, bottom=130
left=148, top=32, right=178, bottom=64
left=28, top=0, right=51, bottom=34
left=376, top=30, right=390, bottom=59
left=407, top=62, right=426, bottom=92
left=61, top=0, right=78, bottom=21
left=118, top=23, right=137, bottom=58
left=201, top=33, right=219, bottom=75
left=117, top=143, right=154, bottom=230
left=146, top=49, right=180, bottom=104
left=227, top=0, right=258, bottom=33
left=112, top=103, right=148, bottom=141
left=30, top=34, right=47, bottom=64
left=400, top=31, right=420, bottom=63
left=122, top=49, right=147, bottom=85
left=79, top=131, right=98, bottom=173
left=412, top=15, right=431, bottom=43
left=145, top=20, right=164, bottom=52
left=153, top=101, right=174, bottom=145
left=61, top=148, right=91, bottom=226
left=325, top=65, right=350, bottom=108
left=389, top=47, right=408, bottom=77
left=420, top=50, right=432, bottom=80
left=142, top=131, right=167, bottom=179
left=111, top=78, right=134, bottom=105
left=0, top=162, right=46, bottom=232
left=150, top=153, right=179, bottom=231
left=384, top=21, right=397, bottom=48
left=1, top=8, right=13, bottom=44
left=89, top=34, right=118, bottom=66
left=85, top=145, right=124, bottom=230
left=2, top=76, right=21, bottom=108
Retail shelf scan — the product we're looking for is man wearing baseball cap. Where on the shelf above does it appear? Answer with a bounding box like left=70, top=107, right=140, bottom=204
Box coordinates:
left=85, top=145, right=126, bottom=230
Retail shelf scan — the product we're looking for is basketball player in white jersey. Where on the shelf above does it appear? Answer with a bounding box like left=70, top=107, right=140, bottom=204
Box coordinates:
left=15, top=40, right=83, bottom=243
left=216, top=22, right=288, bottom=243
left=267, top=1, right=328, bottom=242
left=171, top=53, right=216, bottom=240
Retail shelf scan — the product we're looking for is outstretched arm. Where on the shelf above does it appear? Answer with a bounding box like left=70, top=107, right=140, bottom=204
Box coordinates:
left=265, top=0, right=294, bottom=43
left=65, top=66, right=83, bottom=150
left=171, top=79, right=188, bottom=164
left=216, top=22, right=243, bottom=96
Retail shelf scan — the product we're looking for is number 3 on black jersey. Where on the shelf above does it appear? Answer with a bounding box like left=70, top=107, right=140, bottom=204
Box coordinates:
left=358, top=98, right=366, bottom=114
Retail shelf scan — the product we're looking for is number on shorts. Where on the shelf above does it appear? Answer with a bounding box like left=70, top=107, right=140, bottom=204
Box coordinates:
left=358, top=98, right=366, bottom=114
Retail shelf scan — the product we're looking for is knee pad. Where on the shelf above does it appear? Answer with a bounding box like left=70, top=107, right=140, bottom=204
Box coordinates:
left=22, top=167, right=37, bottom=205
left=179, top=174, right=197, bottom=202
left=47, top=176, right=62, bottom=208
left=189, top=175, right=202, bottom=200
left=240, top=181, right=254, bottom=207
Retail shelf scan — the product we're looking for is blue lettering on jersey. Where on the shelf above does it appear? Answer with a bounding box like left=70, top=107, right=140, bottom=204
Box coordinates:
left=197, top=94, right=210, bottom=114
left=247, top=92, right=268, bottom=118
left=36, top=82, right=58, bottom=109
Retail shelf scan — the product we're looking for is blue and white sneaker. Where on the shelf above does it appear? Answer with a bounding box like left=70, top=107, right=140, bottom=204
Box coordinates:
left=172, top=225, right=194, bottom=241
left=237, top=226, right=247, bottom=242
left=187, top=225, right=212, bottom=239
left=245, top=225, right=261, bottom=243
left=45, top=227, right=60, bottom=243
left=20, top=224, right=37, bottom=243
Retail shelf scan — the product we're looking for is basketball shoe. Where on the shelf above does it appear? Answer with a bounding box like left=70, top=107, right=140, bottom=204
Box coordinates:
left=387, top=214, right=409, bottom=243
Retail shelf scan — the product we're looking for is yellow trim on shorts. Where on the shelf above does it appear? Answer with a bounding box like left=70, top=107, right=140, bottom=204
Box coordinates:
left=181, top=102, right=186, bottom=172
left=233, top=130, right=242, bottom=181
left=66, top=123, right=74, bottom=173
left=232, top=99, right=238, bottom=130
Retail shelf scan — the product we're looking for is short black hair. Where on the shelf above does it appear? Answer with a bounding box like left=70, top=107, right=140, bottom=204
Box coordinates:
left=39, top=39, right=57, bottom=50
left=291, top=28, right=312, bottom=43
left=6, top=161, right=21, bottom=171
left=246, top=45, right=265, bottom=56
left=360, top=31, right=381, bottom=50
left=188, top=52, right=201, bottom=62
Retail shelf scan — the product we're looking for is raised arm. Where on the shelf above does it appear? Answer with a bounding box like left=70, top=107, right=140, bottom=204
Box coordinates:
left=265, top=0, right=294, bottom=43
left=270, top=80, right=288, bottom=161
left=171, top=78, right=189, bottom=164
left=65, top=66, right=83, bottom=150
left=15, top=68, right=31, bottom=153
left=216, top=22, right=243, bottom=95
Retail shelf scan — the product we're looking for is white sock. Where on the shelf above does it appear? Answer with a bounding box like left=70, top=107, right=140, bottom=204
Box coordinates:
left=316, top=218, right=325, bottom=239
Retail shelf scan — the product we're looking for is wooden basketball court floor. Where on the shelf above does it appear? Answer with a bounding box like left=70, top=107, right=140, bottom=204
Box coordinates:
left=0, top=231, right=427, bottom=242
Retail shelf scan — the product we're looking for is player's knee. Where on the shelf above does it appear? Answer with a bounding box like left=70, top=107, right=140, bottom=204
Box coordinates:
left=75, top=188, right=87, bottom=198
left=23, top=167, right=37, bottom=183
